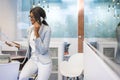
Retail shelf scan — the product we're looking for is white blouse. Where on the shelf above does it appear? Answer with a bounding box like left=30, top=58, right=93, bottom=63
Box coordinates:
left=29, top=30, right=36, bottom=53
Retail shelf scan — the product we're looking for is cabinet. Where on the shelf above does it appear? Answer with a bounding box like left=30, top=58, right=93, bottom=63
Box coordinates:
left=97, top=40, right=117, bottom=59
left=49, top=42, right=64, bottom=80
left=49, top=48, right=58, bottom=80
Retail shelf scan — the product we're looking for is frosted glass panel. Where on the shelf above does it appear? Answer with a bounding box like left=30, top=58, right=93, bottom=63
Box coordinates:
left=47, top=3, right=78, bottom=38
left=84, top=1, right=119, bottom=38
left=17, top=0, right=77, bottom=40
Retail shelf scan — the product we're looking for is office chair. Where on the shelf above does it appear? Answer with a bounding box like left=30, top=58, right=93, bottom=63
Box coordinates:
left=59, top=53, right=84, bottom=80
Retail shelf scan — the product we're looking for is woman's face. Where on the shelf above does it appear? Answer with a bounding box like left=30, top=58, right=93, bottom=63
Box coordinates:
left=29, top=12, right=36, bottom=24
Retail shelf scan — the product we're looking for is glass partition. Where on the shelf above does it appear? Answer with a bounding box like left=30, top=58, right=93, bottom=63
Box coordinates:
left=84, top=0, right=120, bottom=77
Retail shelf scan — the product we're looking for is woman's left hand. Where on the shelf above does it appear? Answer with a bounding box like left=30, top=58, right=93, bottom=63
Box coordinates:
left=34, top=21, right=40, bottom=38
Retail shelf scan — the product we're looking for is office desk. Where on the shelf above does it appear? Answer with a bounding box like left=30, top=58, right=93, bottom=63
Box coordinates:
left=11, top=56, right=28, bottom=70
left=1, top=45, right=27, bottom=70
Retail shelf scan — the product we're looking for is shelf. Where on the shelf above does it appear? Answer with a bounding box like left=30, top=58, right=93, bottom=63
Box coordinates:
left=51, top=57, right=58, bottom=59
left=49, top=48, right=58, bottom=58
left=97, top=41, right=117, bottom=59
left=51, top=71, right=58, bottom=74
left=49, top=42, right=64, bottom=80
left=49, top=73, right=58, bottom=80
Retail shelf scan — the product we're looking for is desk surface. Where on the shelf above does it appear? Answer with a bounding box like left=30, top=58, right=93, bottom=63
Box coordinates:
left=11, top=56, right=25, bottom=60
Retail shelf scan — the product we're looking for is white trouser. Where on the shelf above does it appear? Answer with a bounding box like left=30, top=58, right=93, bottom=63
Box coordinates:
left=19, top=59, right=52, bottom=80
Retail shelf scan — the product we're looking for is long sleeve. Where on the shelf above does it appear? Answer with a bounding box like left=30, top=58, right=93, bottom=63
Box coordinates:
left=34, top=26, right=51, bottom=55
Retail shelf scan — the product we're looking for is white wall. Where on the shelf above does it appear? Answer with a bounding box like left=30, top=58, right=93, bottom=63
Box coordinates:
left=0, top=0, right=17, bottom=40
left=84, top=41, right=120, bottom=80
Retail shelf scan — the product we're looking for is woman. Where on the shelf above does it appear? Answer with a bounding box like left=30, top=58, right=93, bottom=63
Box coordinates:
left=6, top=6, right=52, bottom=80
